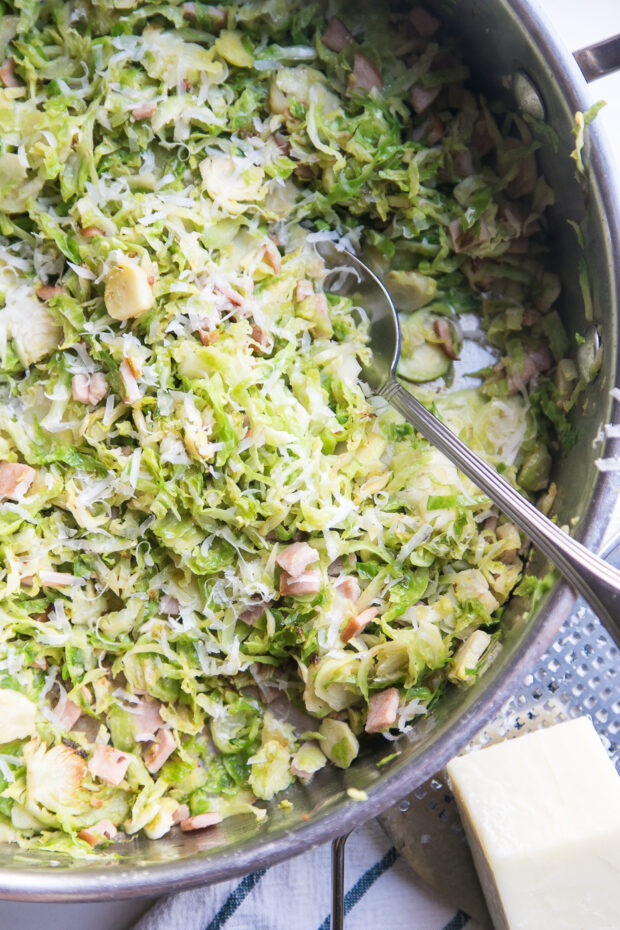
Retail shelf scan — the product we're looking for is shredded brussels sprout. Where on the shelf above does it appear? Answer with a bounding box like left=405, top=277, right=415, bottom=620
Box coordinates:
left=0, top=0, right=580, bottom=856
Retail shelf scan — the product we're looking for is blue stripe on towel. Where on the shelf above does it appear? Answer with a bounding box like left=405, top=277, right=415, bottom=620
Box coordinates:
left=317, top=845, right=400, bottom=930
left=204, top=868, right=267, bottom=930
left=440, top=910, right=470, bottom=929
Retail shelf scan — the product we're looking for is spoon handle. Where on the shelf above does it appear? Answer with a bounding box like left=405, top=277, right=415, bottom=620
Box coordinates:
left=380, top=377, right=620, bottom=646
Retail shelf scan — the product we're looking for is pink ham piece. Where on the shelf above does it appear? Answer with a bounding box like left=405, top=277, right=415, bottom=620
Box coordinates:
left=507, top=347, right=552, bottom=394
left=239, top=602, right=269, bottom=625
left=0, top=58, right=20, bottom=88
left=341, top=606, right=378, bottom=643
left=144, top=727, right=176, bottom=774
left=0, top=462, right=36, bottom=501
left=351, top=53, right=382, bottom=94
left=322, top=17, right=354, bottom=52
left=80, top=226, right=105, bottom=238
left=89, top=744, right=130, bottom=786
left=276, top=542, right=319, bottom=578
left=172, top=803, right=190, bottom=824
left=214, top=280, right=245, bottom=307
left=280, top=569, right=322, bottom=597
left=452, top=148, right=474, bottom=178
left=449, top=217, right=489, bottom=254
left=409, top=6, right=440, bottom=37
left=412, top=114, right=443, bottom=145
left=53, top=697, right=82, bottom=732
left=130, top=696, right=163, bottom=741
left=132, top=101, right=157, bottom=121
left=410, top=84, right=441, bottom=115
left=365, top=687, right=400, bottom=734
left=78, top=819, right=117, bottom=847
left=183, top=3, right=226, bottom=31
left=295, top=279, right=314, bottom=302
left=72, top=372, right=108, bottom=405
left=180, top=812, right=222, bottom=832
left=160, top=595, right=180, bottom=615
left=335, top=575, right=361, bottom=602
left=262, top=240, right=281, bottom=274
left=200, top=329, right=218, bottom=347
left=35, top=284, right=63, bottom=300
left=433, top=318, right=459, bottom=360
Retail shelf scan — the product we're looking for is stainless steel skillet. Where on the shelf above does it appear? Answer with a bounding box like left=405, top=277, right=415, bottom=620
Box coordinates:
left=0, top=0, right=618, bottom=911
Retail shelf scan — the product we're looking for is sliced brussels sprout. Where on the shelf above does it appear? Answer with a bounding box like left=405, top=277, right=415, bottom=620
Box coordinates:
left=248, top=739, right=293, bottom=800
left=319, top=718, right=359, bottom=769
left=398, top=308, right=460, bottom=383
left=384, top=270, right=437, bottom=311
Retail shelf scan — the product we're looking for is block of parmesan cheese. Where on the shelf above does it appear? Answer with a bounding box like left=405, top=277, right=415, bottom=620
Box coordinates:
left=447, top=717, right=620, bottom=930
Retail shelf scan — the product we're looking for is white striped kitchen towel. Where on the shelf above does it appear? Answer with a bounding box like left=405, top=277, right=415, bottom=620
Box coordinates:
left=131, top=819, right=485, bottom=930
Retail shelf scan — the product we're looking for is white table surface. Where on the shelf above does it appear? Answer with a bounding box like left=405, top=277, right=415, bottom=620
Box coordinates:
left=2, top=2, right=619, bottom=928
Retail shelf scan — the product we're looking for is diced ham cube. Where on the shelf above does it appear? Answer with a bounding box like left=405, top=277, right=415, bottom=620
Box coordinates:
left=183, top=3, right=225, bottom=31
left=507, top=347, right=552, bottom=394
left=453, top=148, right=474, bottom=178
left=0, top=58, right=20, bottom=88
left=89, top=744, right=130, bottom=786
left=172, top=803, right=190, bottom=824
left=239, top=602, right=269, bottom=625
left=80, top=226, right=105, bottom=238
left=276, top=542, right=320, bottom=578
left=144, top=727, right=176, bottom=773
left=73, top=372, right=107, bottom=405
left=409, top=6, right=440, bottom=37
left=322, top=16, right=354, bottom=52
left=412, top=114, right=443, bottom=145
left=449, top=217, right=489, bottom=253
left=341, top=606, right=378, bottom=643
left=0, top=462, right=36, bottom=501
left=262, top=240, right=281, bottom=274
left=295, top=279, right=314, bottom=302
left=410, top=85, right=441, bottom=115
left=365, top=687, right=400, bottom=734
left=180, top=812, right=222, bottom=832
left=35, top=284, right=63, bottom=300
left=53, top=697, right=82, bottom=732
left=335, top=575, right=361, bottom=602
left=130, top=697, right=163, bottom=741
left=88, top=372, right=108, bottom=404
left=250, top=324, right=271, bottom=355
left=72, top=374, right=91, bottom=404
left=200, top=329, right=218, bottom=346
left=214, top=280, right=245, bottom=307
left=78, top=819, right=117, bottom=847
left=351, top=53, right=383, bottom=94
left=132, top=101, right=157, bottom=121
left=160, top=595, right=180, bottom=615
left=280, top=569, right=322, bottom=597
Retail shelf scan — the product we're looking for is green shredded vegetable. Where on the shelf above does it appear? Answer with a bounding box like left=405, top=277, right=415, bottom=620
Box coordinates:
left=0, top=0, right=581, bottom=856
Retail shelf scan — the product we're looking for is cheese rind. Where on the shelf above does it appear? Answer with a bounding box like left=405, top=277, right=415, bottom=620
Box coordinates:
left=447, top=717, right=620, bottom=930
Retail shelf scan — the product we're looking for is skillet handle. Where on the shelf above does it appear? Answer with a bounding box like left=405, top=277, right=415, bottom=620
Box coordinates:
left=574, top=34, right=620, bottom=81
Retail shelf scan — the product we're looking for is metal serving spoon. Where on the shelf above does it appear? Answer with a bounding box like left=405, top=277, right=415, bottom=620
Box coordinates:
left=318, top=240, right=620, bottom=646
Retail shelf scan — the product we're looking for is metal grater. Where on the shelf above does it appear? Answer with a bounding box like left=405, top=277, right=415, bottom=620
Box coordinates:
left=378, top=589, right=620, bottom=927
